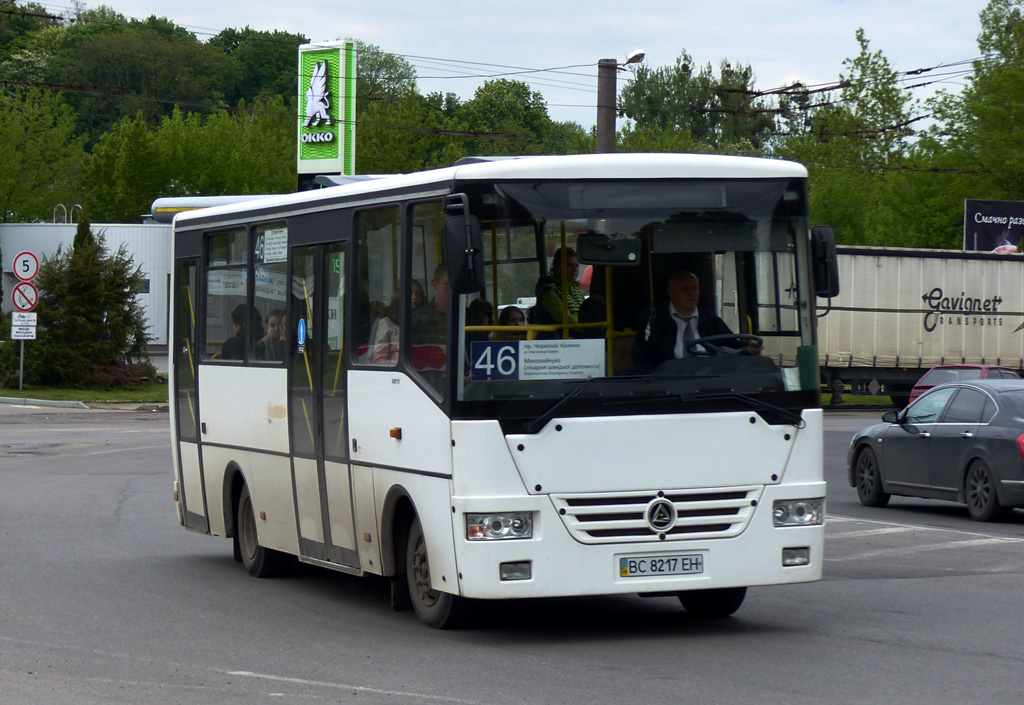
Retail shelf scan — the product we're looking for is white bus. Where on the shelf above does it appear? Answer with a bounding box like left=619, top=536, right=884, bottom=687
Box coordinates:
left=169, top=153, right=836, bottom=628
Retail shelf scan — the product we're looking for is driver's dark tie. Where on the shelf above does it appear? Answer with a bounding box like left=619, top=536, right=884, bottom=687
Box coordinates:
left=682, top=316, right=696, bottom=355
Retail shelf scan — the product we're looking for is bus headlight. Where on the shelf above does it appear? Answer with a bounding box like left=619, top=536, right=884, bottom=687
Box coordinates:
left=466, top=512, right=533, bottom=540
left=772, top=499, right=824, bottom=527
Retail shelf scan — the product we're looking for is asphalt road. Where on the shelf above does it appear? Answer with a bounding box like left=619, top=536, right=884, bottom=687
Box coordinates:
left=1, top=404, right=1022, bottom=705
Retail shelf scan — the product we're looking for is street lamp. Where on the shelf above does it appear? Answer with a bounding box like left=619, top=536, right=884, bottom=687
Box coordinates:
left=596, top=49, right=645, bottom=153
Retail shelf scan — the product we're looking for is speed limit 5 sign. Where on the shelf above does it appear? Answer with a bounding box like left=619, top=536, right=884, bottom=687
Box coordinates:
left=13, top=251, right=39, bottom=282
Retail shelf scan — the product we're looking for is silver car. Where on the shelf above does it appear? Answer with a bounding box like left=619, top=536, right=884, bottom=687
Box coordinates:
left=848, top=379, right=1024, bottom=522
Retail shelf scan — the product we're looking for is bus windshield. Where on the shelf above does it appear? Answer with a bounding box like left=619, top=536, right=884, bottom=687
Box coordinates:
left=454, top=177, right=814, bottom=420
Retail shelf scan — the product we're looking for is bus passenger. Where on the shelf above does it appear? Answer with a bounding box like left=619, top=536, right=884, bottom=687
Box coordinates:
left=409, top=264, right=450, bottom=386
left=466, top=299, right=494, bottom=343
left=495, top=305, right=526, bottom=340
left=632, top=270, right=737, bottom=373
left=222, top=304, right=258, bottom=360
left=412, top=264, right=448, bottom=345
left=255, top=308, right=286, bottom=361
left=535, top=247, right=584, bottom=334
left=369, top=300, right=399, bottom=364
left=410, top=279, right=426, bottom=312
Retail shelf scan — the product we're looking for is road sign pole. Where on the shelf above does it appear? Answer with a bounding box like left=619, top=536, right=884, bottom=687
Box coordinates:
left=19, top=340, right=25, bottom=391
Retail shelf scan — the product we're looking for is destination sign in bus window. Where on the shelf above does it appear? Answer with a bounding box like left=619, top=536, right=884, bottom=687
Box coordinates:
left=470, top=340, right=604, bottom=381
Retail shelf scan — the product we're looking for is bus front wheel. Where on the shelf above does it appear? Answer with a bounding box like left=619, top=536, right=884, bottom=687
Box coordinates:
left=237, top=484, right=292, bottom=578
left=678, top=587, right=747, bottom=618
left=405, top=517, right=466, bottom=628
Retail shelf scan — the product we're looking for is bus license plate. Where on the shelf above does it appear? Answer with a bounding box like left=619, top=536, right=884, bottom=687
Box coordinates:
left=619, top=554, right=704, bottom=578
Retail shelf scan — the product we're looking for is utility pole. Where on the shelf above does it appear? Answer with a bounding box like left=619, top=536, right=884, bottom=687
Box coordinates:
left=596, top=58, right=618, bottom=154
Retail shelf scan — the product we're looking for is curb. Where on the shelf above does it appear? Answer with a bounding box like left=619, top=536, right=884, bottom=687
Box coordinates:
left=0, top=396, right=89, bottom=409
left=0, top=397, right=168, bottom=412
left=87, top=402, right=169, bottom=412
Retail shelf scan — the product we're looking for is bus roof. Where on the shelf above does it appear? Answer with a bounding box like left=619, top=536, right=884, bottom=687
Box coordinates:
left=170, top=153, right=807, bottom=229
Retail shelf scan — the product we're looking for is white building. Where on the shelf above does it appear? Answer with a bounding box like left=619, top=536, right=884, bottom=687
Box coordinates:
left=1, top=223, right=171, bottom=346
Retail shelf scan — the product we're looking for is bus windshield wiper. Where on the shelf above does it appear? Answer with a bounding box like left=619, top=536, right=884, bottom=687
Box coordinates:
left=524, top=376, right=597, bottom=433
left=681, top=392, right=806, bottom=428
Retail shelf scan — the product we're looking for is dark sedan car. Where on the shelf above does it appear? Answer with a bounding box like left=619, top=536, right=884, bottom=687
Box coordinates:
left=848, top=379, right=1024, bottom=521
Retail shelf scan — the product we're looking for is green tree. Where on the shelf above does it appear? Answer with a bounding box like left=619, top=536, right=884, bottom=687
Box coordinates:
left=83, top=111, right=162, bottom=221
left=0, top=2, right=59, bottom=62
left=928, top=0, right=1024, bottom=200
left=86, top=93, right=296, bottom=221
left=357, top=93, right=464, bottom=173
left=37, top=10, right=239, bottom=144
left=354, top=40, right=418, bottom=114
left=617, top=123, right=712, bottom=154
left=27, top=215, right=151, bottom=387
left=0, top=87, right=86, bottom=222
left=618, top=52, right=776, bottom=151
left=174, top=96, right=294, bottom=194
left=773, top=30, right=917, bottom=244
left=869, top=140, right=973, bottom=250
left=209, top=26, right=308, bottom=105
left=457, top=79, right=553, bottom=155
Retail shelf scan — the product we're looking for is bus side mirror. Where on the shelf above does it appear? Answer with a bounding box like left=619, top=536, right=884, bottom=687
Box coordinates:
left=444, top=215, right=485, bottom=293
left=811, top=226, right=840, bottom=298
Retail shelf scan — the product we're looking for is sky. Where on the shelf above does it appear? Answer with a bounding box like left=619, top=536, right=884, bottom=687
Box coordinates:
left=44, top=0, right=993, bottom=128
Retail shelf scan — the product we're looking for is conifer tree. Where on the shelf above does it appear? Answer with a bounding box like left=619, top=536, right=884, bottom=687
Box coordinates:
left=25, top=215, right=152, bottom=386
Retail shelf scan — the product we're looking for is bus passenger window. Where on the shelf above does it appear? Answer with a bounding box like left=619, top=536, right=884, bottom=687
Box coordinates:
left=356, top=207, right=401, bottom=366
left=204, top=229, right=248, bottom=360
left=410, top=202, right=448, bottom=399
left=252, top=223, right=288, bottom=363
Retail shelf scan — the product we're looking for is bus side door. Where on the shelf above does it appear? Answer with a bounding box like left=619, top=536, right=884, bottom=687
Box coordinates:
left=289, top=242, right=359, bottom=568
left=172, top=258, right=209, bottom=532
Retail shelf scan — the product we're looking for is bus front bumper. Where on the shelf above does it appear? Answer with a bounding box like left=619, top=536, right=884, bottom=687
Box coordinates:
left=449, top=482, right=825, bottom=600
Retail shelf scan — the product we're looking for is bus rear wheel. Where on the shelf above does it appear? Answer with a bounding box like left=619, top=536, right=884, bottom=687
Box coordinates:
left=405, top=517, right=466, bottom=628
left=678, top=587, right=746, bottom=618
left=237, top=484, right=292, bottom=578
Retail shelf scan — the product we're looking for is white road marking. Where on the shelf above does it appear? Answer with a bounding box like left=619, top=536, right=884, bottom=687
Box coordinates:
left=827, top=536, right=1018, bottom=561
left=828, top=526, right=912, bottom=539
left=825, top=513, right=1024, bottom=561
left=224, top=670, right=484, bottom=704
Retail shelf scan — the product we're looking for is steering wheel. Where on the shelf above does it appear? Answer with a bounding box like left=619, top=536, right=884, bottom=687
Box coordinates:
left=686, top=333, right=763, bottom=356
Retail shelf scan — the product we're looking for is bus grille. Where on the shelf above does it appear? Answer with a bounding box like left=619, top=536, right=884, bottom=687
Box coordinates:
left=549, top=487, right=762, bottom=544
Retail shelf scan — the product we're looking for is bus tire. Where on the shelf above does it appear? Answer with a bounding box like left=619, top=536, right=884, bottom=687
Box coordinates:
left=405, top=517, right=466, bottom=628
left=678, top=587, right=746, bottom=618
left=237, top=484, right=293, bottom=578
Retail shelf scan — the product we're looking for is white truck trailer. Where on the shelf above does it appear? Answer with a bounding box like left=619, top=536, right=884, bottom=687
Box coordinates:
left=817, top=245, right=1024, bottom=407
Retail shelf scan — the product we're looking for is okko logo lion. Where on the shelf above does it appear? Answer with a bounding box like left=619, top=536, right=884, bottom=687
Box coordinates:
left=304, top=60, right=331, bottom=127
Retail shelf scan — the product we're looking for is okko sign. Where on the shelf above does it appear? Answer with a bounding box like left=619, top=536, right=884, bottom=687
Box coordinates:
left=297, top=41, right=356, bottom=179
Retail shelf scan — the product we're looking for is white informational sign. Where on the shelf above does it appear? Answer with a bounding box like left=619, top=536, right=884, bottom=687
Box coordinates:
left=470, top=339, right=605, bottom=381
left=12, top=312, right=37, bottom=326
left=11, top=325, right=37, bottom=340
left=258, top=227, right=288, bottom=264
